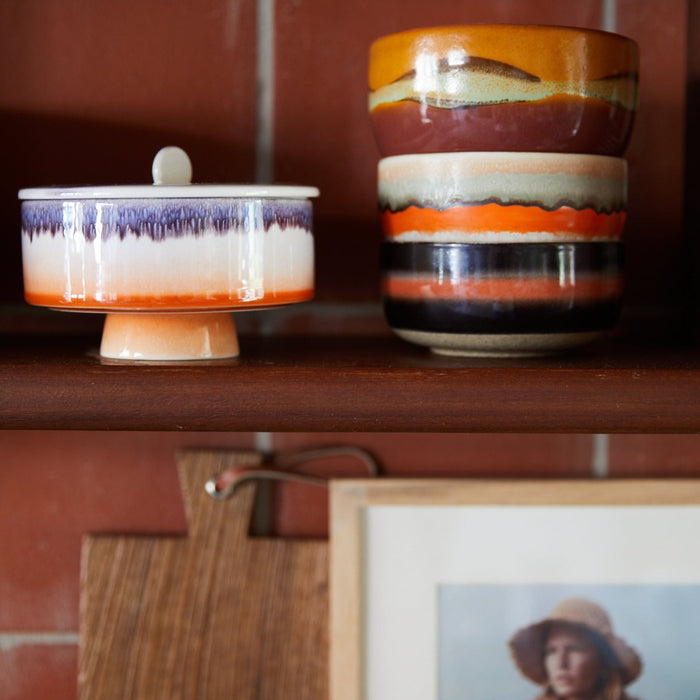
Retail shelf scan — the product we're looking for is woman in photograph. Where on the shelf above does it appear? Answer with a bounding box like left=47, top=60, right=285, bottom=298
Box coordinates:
left=508, top=597, right=643, bottom=700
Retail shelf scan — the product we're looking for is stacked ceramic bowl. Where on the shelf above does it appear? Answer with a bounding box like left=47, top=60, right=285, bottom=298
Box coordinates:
left=369, top=25, right=639, bottom=356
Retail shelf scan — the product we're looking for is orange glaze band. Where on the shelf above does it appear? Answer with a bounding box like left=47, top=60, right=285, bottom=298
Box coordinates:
left=25, top=288, right=314, bottom=309
left=383, top=276, right=623, bottom=302
left=381, top=204, right=626, bottom=238
left=369, top=26, right=639, bottom=90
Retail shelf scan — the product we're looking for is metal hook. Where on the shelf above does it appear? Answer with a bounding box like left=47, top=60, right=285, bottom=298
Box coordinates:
left=205, top=445, right=379, bottom=500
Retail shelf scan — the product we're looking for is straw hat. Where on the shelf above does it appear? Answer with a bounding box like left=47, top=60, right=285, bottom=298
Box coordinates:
left=508, top=598, right=642, bottom=686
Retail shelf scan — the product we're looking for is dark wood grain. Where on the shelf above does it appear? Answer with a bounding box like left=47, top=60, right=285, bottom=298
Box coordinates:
left=1, top=331, right=699, bottom=433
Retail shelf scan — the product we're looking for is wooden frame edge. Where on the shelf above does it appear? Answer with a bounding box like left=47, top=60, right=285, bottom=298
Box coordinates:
left=329, top=478, right=700, bottom=700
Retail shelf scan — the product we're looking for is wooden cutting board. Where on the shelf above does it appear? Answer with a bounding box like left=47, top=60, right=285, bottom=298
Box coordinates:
left=79, top=450, right=328, bottom=699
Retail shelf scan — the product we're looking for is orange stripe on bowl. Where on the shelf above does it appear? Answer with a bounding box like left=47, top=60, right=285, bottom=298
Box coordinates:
left=382, top=276, right=623, bottom=302
left=381, top=204, right=626, bottom=238
left=24, top=288, right=314, bottom=309
left=368, top=26, right=639, bottom=90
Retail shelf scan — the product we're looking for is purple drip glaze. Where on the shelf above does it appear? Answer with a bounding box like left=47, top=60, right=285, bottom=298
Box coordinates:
left=21, top=199, right=313, bottom=241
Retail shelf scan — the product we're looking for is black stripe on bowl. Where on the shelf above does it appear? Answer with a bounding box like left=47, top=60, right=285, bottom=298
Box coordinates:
left=380, top=241, right=623, bottom=277
left=381, top=241, right=623, bottom=335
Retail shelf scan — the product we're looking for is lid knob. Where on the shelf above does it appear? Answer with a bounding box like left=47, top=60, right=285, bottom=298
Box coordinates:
left=152, top=146, right=193, bottom=185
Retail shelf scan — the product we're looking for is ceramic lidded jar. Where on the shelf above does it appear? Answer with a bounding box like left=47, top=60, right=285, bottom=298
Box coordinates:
left=20, top=147, right=319, bottom=360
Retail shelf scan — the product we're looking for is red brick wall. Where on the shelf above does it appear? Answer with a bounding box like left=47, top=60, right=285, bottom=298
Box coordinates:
left=0, top=0, right=696, bottom=697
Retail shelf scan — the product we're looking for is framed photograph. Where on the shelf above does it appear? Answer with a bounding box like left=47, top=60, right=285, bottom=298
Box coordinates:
left=329, top=479, right=700, bottom=700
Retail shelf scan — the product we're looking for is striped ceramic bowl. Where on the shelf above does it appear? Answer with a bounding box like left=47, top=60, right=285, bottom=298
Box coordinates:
left=381, top=241, right=624, bottom=357
left=378, top=152, right=627, bottom=245
left=369, top=24, right=638, bottom=157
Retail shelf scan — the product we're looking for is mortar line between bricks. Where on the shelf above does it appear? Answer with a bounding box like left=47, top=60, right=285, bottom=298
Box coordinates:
left=0, top=632, right=79, bottom=651
left=592, top=434, right=610, bottom=478
left=602, top=0, right=617, bottom=32
left=255, top=0, right=275, bottom=183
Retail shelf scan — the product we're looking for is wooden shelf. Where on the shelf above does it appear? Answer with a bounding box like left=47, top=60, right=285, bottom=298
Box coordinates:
left=2, top=326, right=699, bottom=433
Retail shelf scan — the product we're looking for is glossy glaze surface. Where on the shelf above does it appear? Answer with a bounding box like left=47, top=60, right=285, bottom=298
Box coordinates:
left=369, top=25, right=639, bottom=156
left=21, top=197, right=315, bottom=310
left=379, top=152, right=627, bottom=243
left=381, top=242, right=624, bottom=355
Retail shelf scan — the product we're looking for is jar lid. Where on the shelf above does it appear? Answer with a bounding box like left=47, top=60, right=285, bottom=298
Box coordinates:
left=18, top=146, right=320, bottom=201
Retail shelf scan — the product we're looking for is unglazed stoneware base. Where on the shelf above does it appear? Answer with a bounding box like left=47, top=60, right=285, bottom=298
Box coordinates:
left=393, top=329, right=604, bottom=358
left=100, top=312, right=239, bottom=361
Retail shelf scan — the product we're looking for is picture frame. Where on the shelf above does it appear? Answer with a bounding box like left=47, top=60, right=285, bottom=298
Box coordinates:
left=329, top=479, right=700, bottom=700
